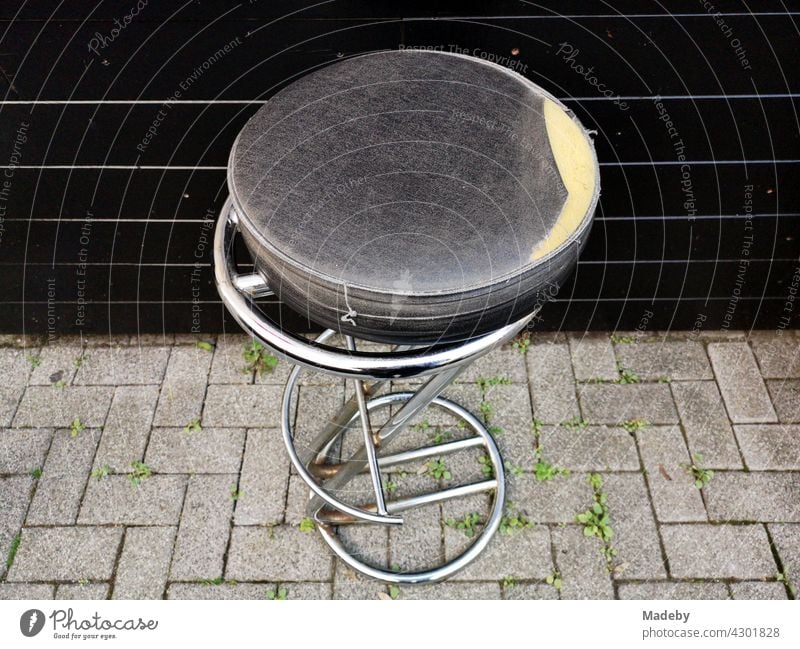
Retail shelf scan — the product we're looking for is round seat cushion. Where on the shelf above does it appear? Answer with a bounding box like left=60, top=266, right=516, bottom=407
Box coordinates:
left=228, top=50, right=600, bottom=343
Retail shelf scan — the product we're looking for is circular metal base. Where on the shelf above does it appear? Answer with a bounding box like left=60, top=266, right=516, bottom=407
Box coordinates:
left=311, top=393, right=506, bottom=584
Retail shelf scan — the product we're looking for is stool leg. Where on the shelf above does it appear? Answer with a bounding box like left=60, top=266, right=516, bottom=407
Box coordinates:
left=345, top=335, right=388, bottom=516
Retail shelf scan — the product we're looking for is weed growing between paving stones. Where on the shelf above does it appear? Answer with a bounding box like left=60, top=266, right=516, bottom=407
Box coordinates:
left=30, top=467, right=42, bottom=478
left=610, top=335, right=637, bottom=344
left=512, top=334, right=531, bottom=354
left=299, top=517, right=316, bottom=532
left=242, top=339, right=279, bottom=376
left=53, top=378, right=67, bottom=388
left=183, top=418, right=202, bottom=433
left=266, top=586, right=288, bottom=600
left=196, top=340, right=215, bottom=352
left=230, top=486, right=244, bottom=501
left=576, top=473, right=618, bottom=571
left=426, top=458, right=451, bottom=480
left=532, top=419, right=569, bottom=482
left=129, top=461, right=152, bottom=487
left=5, top=533, right=20, bottom=571
left=478, top=454, right=494, bottom=478
left=26, top=354, right=41, bottom=368
left=682, top=454, right=714, bottom=489
left=503, top=575, right=518, bottom=588
left=545, top=569, right=563, bottom=591
left=616, top=362, right=639, bottom=384
left=91, top=465, right=113, bottom=480
left=69, top=417, right=84, bottom=437
left=560, top=416, right=588, bottom=430
left=777, top=570, right=798, bottom=598
left=73, top=354, right=87, bottom=368
left=445, top=512, right=482, bottom=538
left=620, top=418, right=649, bottom=434
left=202, top=577, right=224, bottom=586
left=476, top=375, right=511, bottom=434
left=499, top=502, right=532, bottom=535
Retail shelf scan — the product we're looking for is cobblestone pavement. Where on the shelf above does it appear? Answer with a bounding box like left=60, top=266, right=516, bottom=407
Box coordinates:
left=1, top=330, right=798, bottom=600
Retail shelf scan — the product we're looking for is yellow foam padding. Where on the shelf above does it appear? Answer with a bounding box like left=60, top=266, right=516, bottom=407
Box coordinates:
left=531, top=99, right=597, bottom=261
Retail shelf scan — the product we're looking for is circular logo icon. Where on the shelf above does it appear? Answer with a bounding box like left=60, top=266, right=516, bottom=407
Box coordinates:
left=20, top=609, right=45, bottom=637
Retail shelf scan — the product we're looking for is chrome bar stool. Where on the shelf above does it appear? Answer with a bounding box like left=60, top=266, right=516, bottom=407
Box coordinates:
left=214, top=50, right=600, bottom=584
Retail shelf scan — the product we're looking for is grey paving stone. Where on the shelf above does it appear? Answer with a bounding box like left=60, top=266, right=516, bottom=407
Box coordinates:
left=618, top=581, right=729, bottom=599
left=0, top=386, right=25, bottom=427
left=526, top=341, right=580, bottom=424
left=705, top=472, right=800, bottom=522
left=203, top=384, right=284, bottom=428
left=226, top=526, right=334, bottom=581
left=170, top=475, right=234, bottom=581
left=253, top=356, right=292, bottom=386
left=7, top=527, right=123, bottom=582
left=766, top=380, right=800, bottom=423
left=552, top=525, right=614, bottom=599
left=707, top=342, right=777, bottom=423
left=0, top=584, right=55, bottom=599
left=162, top=344, right=213, bottom=385
left=447, top=525, right=551, bottom=581
left=284, top=474, right=312, bottom=526
left=153, top=383, right=208, bottom=428
left=333, top=566, right=387, bottom=599
left=337, top=524, right=390, bottom=569
left=614, top=341, right=713, bottom=381
left=768, top=524, right=800, bottom=580
left=603, top=473, right=667, bottom=579
left=539, top=425, right=640, bottom=471
left=0, top=428, right=52, bottom=473
left=671, top=381, right=743, bottom=469
left=0, top=476, right=34, bottom=579
left=0, top=347, right=35, bottom=387
left=391, top=503, right=442, bottom=573
left=280, top=582, right=332, bottom=599
left=661, top=524, right=776, bottom=579
left=27, top=428, right=100, bottom=525
left=13, top=386, right=114, bottom=428
left=57, top=583, right=110, bottom=600
left=568, top=333, right=618, bottom=381
left=508, top=472, right=594, bottom=524
left=208, top=336, right=254, bottom=384
left=578, top=384, right=678, bottom=424
left=636, top=425, right=707, bottom=522
left=114, top=527, right=176, bottom=599
left=751, top=337, right=800, bottom=378
left=730, top=582, right=787, bottom=599
left=734, top=424, right=800, bottom=470
left=73, top=346, right=170, bottom=385
left=79, top=475, right=187, bottom=525
left=457, top=344, right=529, bottom=384
left=503, top=582, right=559, bottom=599
left=235, top=429, right=291, bottom=525
left=145, top=427, right=245, bottom=474
left=404, top=581, right=503, bottom=599
left=93, top=385, right=159, bottom=470
left=167, top=582, right=276, bottom=600
left=29, top=344, right=82, bottom=386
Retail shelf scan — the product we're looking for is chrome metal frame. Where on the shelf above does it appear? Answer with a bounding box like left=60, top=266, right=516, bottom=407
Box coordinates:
left=214, top=198, right=534, bottom=583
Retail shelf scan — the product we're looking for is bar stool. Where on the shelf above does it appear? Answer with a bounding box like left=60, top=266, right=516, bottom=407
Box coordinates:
left=214, top=50, right=600, bottom=584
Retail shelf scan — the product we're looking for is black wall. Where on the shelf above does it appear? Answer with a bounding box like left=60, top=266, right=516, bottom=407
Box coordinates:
left=1, top=1, right=798, bottom=335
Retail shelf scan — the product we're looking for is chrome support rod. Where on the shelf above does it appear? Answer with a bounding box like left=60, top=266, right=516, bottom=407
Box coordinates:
left=316, top=479, right=498, bottom=524
left=306, top=367, right=464, bottom=517
left=346, top=335, right=388, bottom=516
left=371, top=436, right=484, bottom=471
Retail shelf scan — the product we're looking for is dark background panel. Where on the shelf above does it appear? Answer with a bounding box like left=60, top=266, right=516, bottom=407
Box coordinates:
left=1, top=2, right=799, bottom=335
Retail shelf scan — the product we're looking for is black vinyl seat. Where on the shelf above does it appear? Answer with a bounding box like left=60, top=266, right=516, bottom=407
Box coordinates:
left=228, top=50, right=600, bottom=343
